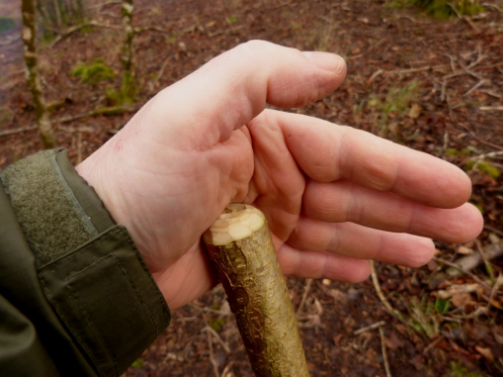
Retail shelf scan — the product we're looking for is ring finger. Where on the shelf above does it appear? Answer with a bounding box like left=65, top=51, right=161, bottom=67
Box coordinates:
left=288, top=216, right=435, bottom=267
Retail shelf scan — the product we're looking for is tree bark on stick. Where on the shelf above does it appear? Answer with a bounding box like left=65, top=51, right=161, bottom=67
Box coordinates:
left=204, top=204, right=310, bottom=377
left=21, top=0, right=56, bottom=149
left=121, top=0, right=135, bottom=100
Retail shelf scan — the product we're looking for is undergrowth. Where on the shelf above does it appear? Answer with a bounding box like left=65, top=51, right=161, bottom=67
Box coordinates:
left=388, top=0, right=484, bottom=18
left=72, top=58, right=116, bottom=85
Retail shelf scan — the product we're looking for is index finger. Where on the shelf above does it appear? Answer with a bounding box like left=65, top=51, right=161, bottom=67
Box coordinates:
left=276, top=111, right=472, bottom=208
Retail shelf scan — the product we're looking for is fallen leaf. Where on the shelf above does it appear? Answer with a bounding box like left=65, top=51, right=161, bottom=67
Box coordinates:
left=328, top=289, right=348, bottom=304
left=457, top=246, right=474, bottom=255
left=384, top=332, right=404, bottom=350
left=451, top=293, right=471, bottom=308
left=408, top=103, right=422, bottom=119
left=437, top=283, right=480, bottom=300
left=475, top=346, right=493, bottom=360
left=489, top=233, right=500, bottom=244
left=427, top=260, right=438, bottom=271
left=492, top=326, right=503, bottom=345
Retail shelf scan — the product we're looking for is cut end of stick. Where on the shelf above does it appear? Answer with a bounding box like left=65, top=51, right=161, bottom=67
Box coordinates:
left=203, top=204, right=265, bottom=246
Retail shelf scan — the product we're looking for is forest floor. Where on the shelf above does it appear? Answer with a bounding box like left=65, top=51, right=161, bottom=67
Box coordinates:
left=1, top=0, right=503, bottom=376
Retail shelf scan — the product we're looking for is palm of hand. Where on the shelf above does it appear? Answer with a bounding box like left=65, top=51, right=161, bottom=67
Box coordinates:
left=77, top=42, right=483, bottom=310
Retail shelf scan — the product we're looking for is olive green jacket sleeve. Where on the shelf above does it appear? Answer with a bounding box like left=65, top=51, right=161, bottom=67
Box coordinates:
left=0, top=148, right=171, bottom=377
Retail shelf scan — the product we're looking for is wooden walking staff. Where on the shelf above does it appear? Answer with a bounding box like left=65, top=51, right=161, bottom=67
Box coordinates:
left=203, top=204, right=310, bottom=377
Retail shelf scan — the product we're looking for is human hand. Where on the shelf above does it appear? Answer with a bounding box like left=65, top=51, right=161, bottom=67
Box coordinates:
left=76, top=41, right=483, bottom=310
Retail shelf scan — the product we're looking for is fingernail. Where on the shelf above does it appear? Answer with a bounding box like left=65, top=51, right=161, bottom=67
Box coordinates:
left=303, top=51, right=346, bottom=74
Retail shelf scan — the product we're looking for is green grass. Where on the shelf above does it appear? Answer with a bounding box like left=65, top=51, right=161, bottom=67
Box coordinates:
left=367, top=80, right=421, bottom=137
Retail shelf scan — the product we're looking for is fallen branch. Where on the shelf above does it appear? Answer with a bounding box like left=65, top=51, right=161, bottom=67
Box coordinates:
left=480, top=106, right=503, bottom=111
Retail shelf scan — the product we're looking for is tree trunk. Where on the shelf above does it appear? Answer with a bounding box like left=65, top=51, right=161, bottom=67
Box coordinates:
left=21, top=0, right=56, bottom=149
left=121, top=0, right=135, bottom=101
left=204, top=204, right=310, bottom=377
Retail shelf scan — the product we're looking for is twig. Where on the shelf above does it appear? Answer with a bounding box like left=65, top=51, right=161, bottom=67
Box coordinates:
left=221, top=362, right=234, bottom=377
left=134, top=26, right=168, bottom=34
left=478, top=90, right=502, bottom=99
left=468, top=150, right=503, bottom=161
left=445, top=54, right=457, bottom=73
left=445, top=306, right=489, bottom=320
left=464, top=79, right=489, bottom=97
left=189, top=304, right=232, bottom=316
left=369, top=261, right=394, bottom=313
left=447, top=3, right=481, bottom=33
left=459, top=59, right=484, bottom=80
left=354, top=321, right=385, bottom=335
left=76, top=131, right=83, bottom=165
left=484, top=225, right=503, bottom=238
left=379, top=326, right=392, bottom=377
left=423, top=336, right=444, bottom=355
left=480, top=106, right=503, bottom=111
left=202, top=326, right=231, bottom=354
left=388, top=64, right=450, bottom=75
left=151, top=56, right=172, bottom=90
left=351, top=39, right=385, bottom=60
left=487, top=273, right=503, bottom=314
left=206, top=328, right=220, bottom=377
left=296, top=278, right=313, bottom=314
left=87, top=1, right=121, bottom=10
left=368, top=69, right=383, bottom=83
left=461, top=124, right=503, bottom=151
left=433, top=257, right=493, bottom=290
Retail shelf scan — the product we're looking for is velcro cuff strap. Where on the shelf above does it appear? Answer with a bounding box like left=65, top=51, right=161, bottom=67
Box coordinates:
left=38, top=226, right=169, bottom=377
left=0, top=149, right=170, bottom=377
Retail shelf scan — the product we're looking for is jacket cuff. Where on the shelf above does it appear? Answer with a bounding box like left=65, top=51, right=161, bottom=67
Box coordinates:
left=0, top=148, right=170, bottom=377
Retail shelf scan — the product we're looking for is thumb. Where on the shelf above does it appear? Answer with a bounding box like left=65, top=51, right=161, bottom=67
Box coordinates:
left=132, top=40, right=347, bottom=146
